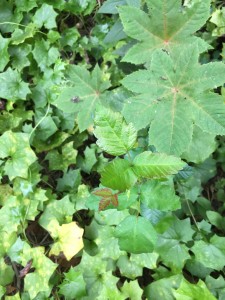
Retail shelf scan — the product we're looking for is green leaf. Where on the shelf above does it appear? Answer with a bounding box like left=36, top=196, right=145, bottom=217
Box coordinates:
left=54, top=65, right=111, bottom=131
left=77, top=146, right=97, bottom=173
left=121, top=280, right=143, bottom=300
left=56, top=169, right=81, bottom=192
left=49, top=221, right=84, bottom=260
left=0, top=34, right=9, bottom=71
left=145, top=275, right=182, bottom=300
left=59, top=269, right=86, bottom=300
left=94, top=107, right=137, bottom=156
left=140, top=180, right=180, bottom=211
left=115, top=215, right=157, bottom=253
left=118, top=0, right=211, bottom=64
left=32, top=39, right=59, bottom=72
left=181, top=126, right=217, bottom=163
left=207, top=211, right=225, bottom=231
left=172, top=279, right=216, bottom=300
left=100, top=158, right=137, bottom=191
left=192, top=235, right=225, bottom=271
left=0, top=131, right=36, bottom=180
left=132, top=151, right=185, bottom=178
left=0, top=68, right=30, bottom=101
left=122, top=44, right=225, bottom=155
left=156, top=218, right=194, bottom=270
left=32, top=4, right=58, bottom=29
left=21, top=245, right=57, bottom=299
left=117, top=255, right=143, bottom=279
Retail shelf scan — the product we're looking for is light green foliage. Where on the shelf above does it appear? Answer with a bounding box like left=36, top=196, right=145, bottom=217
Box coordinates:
left=0, top=0, right=225, bottom=299
left=94, top=107, right=137, bottom=155
left=115, top=215, right=157, bottom=253
left=0, top=131, right=36, bottom=179
left=119, top=0, right=211, bottom=64
left=122, top=44, right=225, bottom=155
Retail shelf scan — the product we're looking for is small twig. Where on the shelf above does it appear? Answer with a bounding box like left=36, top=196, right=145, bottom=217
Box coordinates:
left=11, top=261, right=21, bottom=291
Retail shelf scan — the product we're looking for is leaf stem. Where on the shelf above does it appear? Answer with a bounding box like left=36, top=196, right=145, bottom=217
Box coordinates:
left=29, top=103, right=50, bottom=140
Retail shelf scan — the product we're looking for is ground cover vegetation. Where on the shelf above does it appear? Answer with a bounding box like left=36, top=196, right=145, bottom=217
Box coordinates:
left=1, top=0, right=225, bottom=299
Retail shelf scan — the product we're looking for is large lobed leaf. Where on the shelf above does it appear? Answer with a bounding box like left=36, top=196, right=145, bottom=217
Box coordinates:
left=119, top=0, right=211, bottom=64
left=53, top=64, right=111, bottom=131
left=122, top=44, right=225, bottom=155
left=94, top=107, right=137, bottom=156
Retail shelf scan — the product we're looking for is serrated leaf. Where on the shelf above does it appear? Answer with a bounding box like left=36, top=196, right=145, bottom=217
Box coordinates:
left=132, top=151, right=185, bottom=178
left=49, top=222, right=84, bottom=260
left=94, top=108, right=137, bottom=155
left=0, top=131, right=36, bottom=180
left=115, top=215, right=157, bottom=253
left=101, top=158, right=137, bottom=191
left=122, top=44, right=225, bottom=155
left=54, top=65, right=111, bottom=131
left=119, top=0, right=211, bottom=64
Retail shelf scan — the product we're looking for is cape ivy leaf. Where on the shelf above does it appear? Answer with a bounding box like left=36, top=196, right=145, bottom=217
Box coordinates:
left=32, top=3, right=58, bottom=29
left=122, top=44, right=225, bottom=155
left=49, top=222, right=84, bottom=260
left=140, top=180, right=180, bottom=211
left=100, top=158, right=137, bottom=191
left=118, top=0, right=211, bottom=64
left=172, top=279, right=216, bottom=300
left=0, top=131, right=36, bottom=180
left=58, top=269, right=86, bottom=300
left=0, top=68, right=30, bottom=101
left=54, top=64, right=111, bottom=131
left=21, top=245, right=57, bottom=299
left=132, top=151, right=185, bottom=178
left=115, top=215, right=157, bottom=254
left=94, top=108, right=137, bottom=156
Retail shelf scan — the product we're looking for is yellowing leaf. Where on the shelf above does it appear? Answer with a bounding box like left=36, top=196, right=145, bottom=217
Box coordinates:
left=50, top=222, right=84, bottom=260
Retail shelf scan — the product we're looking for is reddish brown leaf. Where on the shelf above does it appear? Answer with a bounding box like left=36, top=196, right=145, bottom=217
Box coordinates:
left=93, top=188, right=113, bottom=197
left=98, top=198, right=111, bottom=211
left=111, top=194, right=118, bottom=207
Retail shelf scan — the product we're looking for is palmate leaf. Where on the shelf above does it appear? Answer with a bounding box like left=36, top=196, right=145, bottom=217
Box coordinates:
left=0, top=131, right=36, bottom=180
left=94, top=108, right=137, bottom=156
left=122, top=44, right=225, bottom=155
left=119, top=0, right=211, bottom=64
left=54, top=64, right=111, bottom=131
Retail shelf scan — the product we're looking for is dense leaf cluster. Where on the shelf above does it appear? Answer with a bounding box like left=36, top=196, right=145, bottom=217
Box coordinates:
left=1, top=0, right=225, bottom=299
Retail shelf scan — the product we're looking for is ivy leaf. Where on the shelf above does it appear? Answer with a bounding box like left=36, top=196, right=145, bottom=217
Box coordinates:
left=172, top=279, right=216, bottom=300
left=94, top=107, right=137, bottom=156
left=118, top=0, right=211, bottom=64
left=132, top=152, right=185, bottom=178
left=115, top=215, right=157, bottom=253
left=0, top=68, right=30, bottom=101
left=58, top=269, right=86, bottom=300
left=0, top=131, right=36, bottom=180
left=145, top=275, right=182, bottom=300
left=49, top=222, right=84, bottom=260
left=122, top=44, right=225, bottom=155
left=156, top=218, right=194, bottom=270
left=100, top=158, right=137, bottom=191
left=121, top=280, right=143, bottom=300
left=192, top=235, right=225, bottom=271
left=140, top=180, right=180, bottom=211
left=54, top=64, right=111, bottom=131
left=21, top=245, right=57, bottom=299
left=32, top=4, right=58, bottom=29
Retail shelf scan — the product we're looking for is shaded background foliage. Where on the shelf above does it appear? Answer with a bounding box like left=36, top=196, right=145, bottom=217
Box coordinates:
left=1, top=0, right=225, bottom=299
